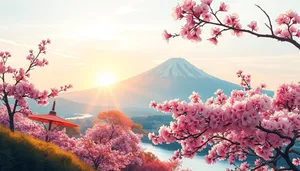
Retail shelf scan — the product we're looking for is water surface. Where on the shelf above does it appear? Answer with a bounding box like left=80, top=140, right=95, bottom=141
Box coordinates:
left=141, top=143, right=228, bottom=171
left=65, top=113, right=93, bottom=120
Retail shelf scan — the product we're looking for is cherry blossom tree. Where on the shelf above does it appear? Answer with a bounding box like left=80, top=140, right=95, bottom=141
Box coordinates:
left=73, top=138, right=133, bottom=171
left=0, top=39, right=72, bottom=131
left=81, top=110, right=143, bottom=170
left=163, top=0, right=300, bottom=48
left=149, top=1, right=300, bottom=170
left=149, top=71, right=300, bottom=170
left=97, top=110, right=146, bottom=134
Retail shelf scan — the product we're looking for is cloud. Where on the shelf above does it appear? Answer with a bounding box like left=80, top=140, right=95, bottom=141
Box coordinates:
left=0, top=26, right=8, bottom=30
left=0, top=38, right=32, bottom=49
left=0, top=38, right=79, bottom=59
left=115, top=0, right=146, bottom=15
left=116, top=5, right=136, bottom=15
left=48, top=49, right=79, bottom=59
left=64, top=62, right=85, bottom=67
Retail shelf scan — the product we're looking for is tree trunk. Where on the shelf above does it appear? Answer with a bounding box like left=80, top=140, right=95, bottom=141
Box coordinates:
left=9, top=113, right=14, bottom=132
left=45, top=122, right=53, bottom=142
left=283, top=155, right=300, bottom=171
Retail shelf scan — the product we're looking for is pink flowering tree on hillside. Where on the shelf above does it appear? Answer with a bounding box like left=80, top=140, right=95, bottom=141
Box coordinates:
left=149, top=0, right=300, bottom=170
left=79, top=110, right=143, bottom=170
left=163, top=0, right=300, bottom=48
left=73, top=126, right=140, bottom=171
left=0, top=39, right=72, bottom=131
left=0, top=107, right=140, bottom=171
left=72, top=137, right=133, bottom=171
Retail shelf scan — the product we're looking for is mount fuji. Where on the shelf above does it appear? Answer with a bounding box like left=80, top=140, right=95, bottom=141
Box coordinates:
left=61, top=58, right=273, bottom=112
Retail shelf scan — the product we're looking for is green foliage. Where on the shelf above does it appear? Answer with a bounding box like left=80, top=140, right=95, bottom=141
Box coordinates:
left=0, top=126, right=93, bottom=171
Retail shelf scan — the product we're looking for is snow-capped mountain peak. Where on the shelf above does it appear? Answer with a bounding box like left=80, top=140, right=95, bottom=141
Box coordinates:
left=144, top=58, right=214, bottom=79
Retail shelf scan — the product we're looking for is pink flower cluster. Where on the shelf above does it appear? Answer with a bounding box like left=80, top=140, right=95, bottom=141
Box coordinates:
left=273, top=83, right=300, bottom=112
left=38, top=39, right=51, bottom=54
left=0, top=51, right=11, bottom=58
left=275, top=11, right=300, bottom=38
left=27, top=39, right=51, bottom=67
left=149, top=70, right=300, bottom=170
left=236, top=70, right=252, bottom=91
left=164, top=0, right=300, bottom=47
left=74, top=138, right=133, bottom=171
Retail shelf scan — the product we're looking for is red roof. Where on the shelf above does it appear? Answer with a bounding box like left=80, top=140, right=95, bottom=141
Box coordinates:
left=27, top=100, right=77, bottom=128
left=28, top=114, right=78, bottom=127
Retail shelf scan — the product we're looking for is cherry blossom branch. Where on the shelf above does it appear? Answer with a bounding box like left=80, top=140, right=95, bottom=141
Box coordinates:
left=256, top=125, right=293, bottom=141
left=255, top=4, right=274, bottom=35
left=164, top=1, right=300, bottom=49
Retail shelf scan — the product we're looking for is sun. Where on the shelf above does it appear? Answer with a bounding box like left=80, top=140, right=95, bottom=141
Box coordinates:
left=97, top=72, right=117, bottom=86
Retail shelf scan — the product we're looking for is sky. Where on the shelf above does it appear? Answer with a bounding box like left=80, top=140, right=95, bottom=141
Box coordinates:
left=0, top=0, right=299, bottom=92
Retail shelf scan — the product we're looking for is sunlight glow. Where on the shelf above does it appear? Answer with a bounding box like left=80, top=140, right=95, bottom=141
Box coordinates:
left=97, top=72, right=117, bottom=86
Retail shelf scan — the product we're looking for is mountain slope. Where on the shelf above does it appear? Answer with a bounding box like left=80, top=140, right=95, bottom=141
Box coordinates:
left=62, top=58, right=273, bottom=109
left=143, top=58, right=215, bottom=79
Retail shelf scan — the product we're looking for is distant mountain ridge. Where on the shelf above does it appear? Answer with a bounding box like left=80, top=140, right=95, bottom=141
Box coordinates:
left=27, top=98, right=157, bottom=118
left=61, top=58, right=274, bottom=110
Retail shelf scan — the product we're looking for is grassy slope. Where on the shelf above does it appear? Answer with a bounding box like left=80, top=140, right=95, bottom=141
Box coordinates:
left=0, top=126, right=94, bottom=171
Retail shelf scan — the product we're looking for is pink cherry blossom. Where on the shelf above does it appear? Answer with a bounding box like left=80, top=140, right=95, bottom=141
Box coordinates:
left=149, top=101, right=158, bottom=108
left=189, top=91, right=201, bottom=103
left=296, top=30, right=300, bottom=38
left=236, top=70, right=243, bottom=75
left=219, top=2, right=228, bottom=12
left=247, top=21, right=258, bottom=31
left=276, top=14, right=290, bottom=25
left=187, top=27, right=202, bottom=41
left=186, top=14, right=196, bottom=28
left=162, top=30, right=172, bottom=42
left=180, top=26, right=190, bottom=38
left=232, top=23, right=243, bottom=37
left=202, top=13, right=212, bottom=22
left=173, top=5, right=184, bottom=20
left=260, top=83, right=267, bottom=89
left=194, top=4, right=209, bottom=18
left=201, top=0, right=213, bottom=6
left=211, top=27, right=222, bottom=37
left=293, top=158, right=300, bottom=166
left=208, top=37, right=218, bottom=45
left=181, top=0, right=196, bottom=12
left=275, top=28, right=282, bottom=35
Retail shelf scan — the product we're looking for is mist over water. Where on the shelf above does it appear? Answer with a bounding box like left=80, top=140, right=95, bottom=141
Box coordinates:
left=65, top=113, right=93, bottom=120
left=142, top=143, right=228, bottom=171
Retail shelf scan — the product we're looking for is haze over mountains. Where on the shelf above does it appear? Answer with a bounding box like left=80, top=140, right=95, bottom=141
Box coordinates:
left=60, top=58, right=274, bottom=115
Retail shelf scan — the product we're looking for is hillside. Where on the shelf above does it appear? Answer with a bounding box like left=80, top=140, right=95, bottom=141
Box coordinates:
left=0, top=126, right=93, bottom=171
